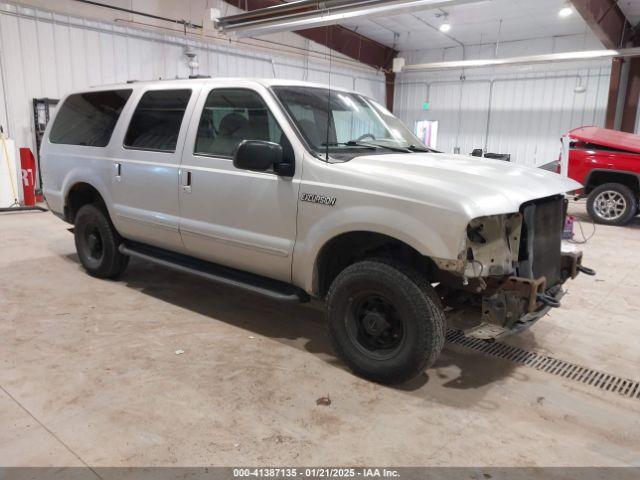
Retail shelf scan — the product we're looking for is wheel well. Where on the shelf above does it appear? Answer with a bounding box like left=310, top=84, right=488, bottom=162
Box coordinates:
left=313, top=232, right=434, bottom=298
left=586, top=171, right=640, bottom=195
left=65, top=183, right=105, bottom=224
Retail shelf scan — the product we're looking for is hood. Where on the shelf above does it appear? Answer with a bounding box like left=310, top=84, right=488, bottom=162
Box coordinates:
left=568, top=126, right=640, bottom=154
left=339, top=153, right=581, bottom=219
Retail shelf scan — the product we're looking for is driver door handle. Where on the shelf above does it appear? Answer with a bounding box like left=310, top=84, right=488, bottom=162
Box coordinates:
left=182, top=170, right=192, bottom=194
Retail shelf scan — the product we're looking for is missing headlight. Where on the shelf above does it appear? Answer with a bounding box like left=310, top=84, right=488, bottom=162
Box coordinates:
left=464, top=213, right=523, bottom=278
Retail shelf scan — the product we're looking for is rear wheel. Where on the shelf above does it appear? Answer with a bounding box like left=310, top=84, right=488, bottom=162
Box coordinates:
left=74, top=204, right=129, bottom=278
left=325, top=259, right=445, bottom=385
left=587, top=183, right=637, bottom=226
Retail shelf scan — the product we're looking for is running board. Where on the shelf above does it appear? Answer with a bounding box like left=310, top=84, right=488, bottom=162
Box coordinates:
left=119, top=243, right=309, bottom=303
left=0, top=205, right=48, bottom=213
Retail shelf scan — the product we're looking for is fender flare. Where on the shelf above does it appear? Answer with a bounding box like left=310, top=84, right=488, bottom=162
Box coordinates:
left=584, top=169, right=640, bottom=192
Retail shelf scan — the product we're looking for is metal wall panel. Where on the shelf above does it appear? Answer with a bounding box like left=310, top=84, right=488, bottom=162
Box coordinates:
left=395, top=65, right=612, bottom=167
left=0, top=1, right=385, bottom=154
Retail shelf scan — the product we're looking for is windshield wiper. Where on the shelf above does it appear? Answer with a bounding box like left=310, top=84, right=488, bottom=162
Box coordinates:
left=346, top=140, right=412, bottom=153
left=322, top=140, right=420, bottom=153
left=406, top=144, right=440, bottom=153
left=322, top=141, right=378, bottom=149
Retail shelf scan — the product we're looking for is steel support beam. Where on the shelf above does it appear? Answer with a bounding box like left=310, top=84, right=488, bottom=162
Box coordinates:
left=572, top=1, right=640, bottom=132
left=605, top=57, right=623, bottom=129
left=385, top=72, right=396, bottom=112
left=621, top=57, right=640, bottom=133
left=221, top=0, right=397, bottom=111
left=571, top=0, right=631, bottom=49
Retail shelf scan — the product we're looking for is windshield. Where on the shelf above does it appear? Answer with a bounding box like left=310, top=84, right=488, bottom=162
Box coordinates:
left=272, top=86, right=431, bottom=158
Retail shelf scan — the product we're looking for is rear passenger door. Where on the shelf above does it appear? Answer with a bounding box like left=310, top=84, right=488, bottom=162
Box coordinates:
left=178, top=87, right=300, bottom=282
left=110, top=87, right=199, bottom=252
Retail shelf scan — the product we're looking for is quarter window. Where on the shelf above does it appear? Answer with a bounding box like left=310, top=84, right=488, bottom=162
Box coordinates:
left=124, top=89, right=192, bottom=152
left=49, top=90, right=132, bottom=147
left=195, top=89, right=284, bottom=158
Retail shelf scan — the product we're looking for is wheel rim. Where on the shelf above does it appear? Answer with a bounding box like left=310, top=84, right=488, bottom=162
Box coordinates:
left=345, top=292, right=406, bottom=360
left=593, top=190, right=627, bottom=221
left=83, top=224, right=104, bottom=261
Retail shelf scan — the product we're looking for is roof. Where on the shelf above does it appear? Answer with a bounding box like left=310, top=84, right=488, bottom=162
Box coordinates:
left=568, top=127, right=640, bottom=155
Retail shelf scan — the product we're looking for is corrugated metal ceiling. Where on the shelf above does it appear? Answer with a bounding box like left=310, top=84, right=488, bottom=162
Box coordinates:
left=327, top=0, right=593, bottom=51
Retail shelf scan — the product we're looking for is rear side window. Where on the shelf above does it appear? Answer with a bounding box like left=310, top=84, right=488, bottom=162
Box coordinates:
left=49, top=90, right=132, bottom=147
left=124, top=89, right=192, bottom=152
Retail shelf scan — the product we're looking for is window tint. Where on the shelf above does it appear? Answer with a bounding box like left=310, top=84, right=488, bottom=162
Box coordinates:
left=49, top=90, right=132, bottom=147
left=124, top=89, right=192, bottom=152
left=195, top=89, right=284, bottom=157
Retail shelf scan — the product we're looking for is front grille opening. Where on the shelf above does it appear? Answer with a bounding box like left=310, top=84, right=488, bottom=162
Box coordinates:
left=517, top=195, right=565, bottom=287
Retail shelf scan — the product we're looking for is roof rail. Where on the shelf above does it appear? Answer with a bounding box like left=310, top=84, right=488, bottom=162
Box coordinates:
left=125, top=76, right=211, bottom=84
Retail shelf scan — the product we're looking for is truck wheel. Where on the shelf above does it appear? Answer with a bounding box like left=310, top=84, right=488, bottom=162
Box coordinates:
left=325, top=259, right=445, bottom=385
left=587, top=183, right=638, bottom=226
left=74, top=204, right=129, bottom=279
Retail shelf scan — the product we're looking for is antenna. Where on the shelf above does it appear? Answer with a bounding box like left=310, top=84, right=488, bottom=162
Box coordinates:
left=325, top=27, right=333, bottom=163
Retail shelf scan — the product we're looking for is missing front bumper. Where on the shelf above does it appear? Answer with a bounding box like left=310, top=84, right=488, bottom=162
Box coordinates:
left=463, top=251, right=590, bottom=340
left=465, top=286, right=565, bottom=340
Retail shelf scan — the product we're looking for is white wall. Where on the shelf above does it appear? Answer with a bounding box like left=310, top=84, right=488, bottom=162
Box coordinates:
left=394, top=34, right=613, bottom=167
left=0, top=1, right=385, bottom=154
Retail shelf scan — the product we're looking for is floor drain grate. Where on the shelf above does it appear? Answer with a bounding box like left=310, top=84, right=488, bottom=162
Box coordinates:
left=445, top=329, right=640, bottom=400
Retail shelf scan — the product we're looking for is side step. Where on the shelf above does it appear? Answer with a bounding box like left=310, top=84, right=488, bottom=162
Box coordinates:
left=119, top=243, right=309, bottom=303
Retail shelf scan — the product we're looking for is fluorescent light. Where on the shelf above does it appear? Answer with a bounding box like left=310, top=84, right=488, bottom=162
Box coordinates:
left=403, top=49, right=624, bottom=71
left=558, top=6, right=573, bottom=17
left=216, top=0, right=488, bottom=37
left=439, top=22, right=451, bottom=32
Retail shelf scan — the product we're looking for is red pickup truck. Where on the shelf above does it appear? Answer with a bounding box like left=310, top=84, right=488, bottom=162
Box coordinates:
left=563, top=126, right=640, bottom=226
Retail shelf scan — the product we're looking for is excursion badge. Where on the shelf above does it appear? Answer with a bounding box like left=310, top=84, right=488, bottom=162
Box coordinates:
left=300, top=193, right=337, bottom=206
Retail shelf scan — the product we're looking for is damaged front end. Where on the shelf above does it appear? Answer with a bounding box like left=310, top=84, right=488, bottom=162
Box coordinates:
left=436, top=195, right=595, bottom=340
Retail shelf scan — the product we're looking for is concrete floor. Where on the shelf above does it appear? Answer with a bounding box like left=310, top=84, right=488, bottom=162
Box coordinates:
left=0, top=201, right=639, bottom=467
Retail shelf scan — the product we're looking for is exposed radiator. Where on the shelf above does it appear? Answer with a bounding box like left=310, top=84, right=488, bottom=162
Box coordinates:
left=519, top=195, right=564, bottom=288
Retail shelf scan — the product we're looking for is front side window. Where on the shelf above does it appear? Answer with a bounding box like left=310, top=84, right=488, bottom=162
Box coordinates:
left=195, top=88, right=284, bottom=158
left=49, top=90, right=132, bottom=147
left=273, top=86, right=430, bottom=158
left=124, top=89, right=192, bottom=152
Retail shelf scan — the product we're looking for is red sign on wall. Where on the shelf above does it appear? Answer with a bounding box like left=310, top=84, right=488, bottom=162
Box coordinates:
left=19, top=148, right=36, bottom=206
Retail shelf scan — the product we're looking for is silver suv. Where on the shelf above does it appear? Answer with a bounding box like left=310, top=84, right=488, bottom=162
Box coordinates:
left=41, top=78, right=592, bottom=384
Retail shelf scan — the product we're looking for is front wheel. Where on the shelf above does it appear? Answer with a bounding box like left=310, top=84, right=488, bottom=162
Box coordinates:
left=74, top=204, right=129, bottom=279
left=325, top=259, right=445, bottom=385
left=587, top=183, right=638, bottom=226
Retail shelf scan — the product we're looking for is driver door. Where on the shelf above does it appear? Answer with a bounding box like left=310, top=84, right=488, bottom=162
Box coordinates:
left=178, top=86, right=300, bottom=282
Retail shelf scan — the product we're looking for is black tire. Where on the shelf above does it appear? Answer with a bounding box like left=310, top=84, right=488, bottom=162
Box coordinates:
left=325, top=259, right=445, bottom=385
left=587, top=183, right=638, bottom=226
left=74, top=203, right=129, bottom=279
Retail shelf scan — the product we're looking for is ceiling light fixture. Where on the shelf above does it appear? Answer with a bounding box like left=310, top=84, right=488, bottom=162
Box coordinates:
left=435, top=9, right=451, bottom=32
left=558, top=4, right=573, bottom=18
left=215, top=0, right=486, bottom=37
left=402, top=48, right=637, bottom=71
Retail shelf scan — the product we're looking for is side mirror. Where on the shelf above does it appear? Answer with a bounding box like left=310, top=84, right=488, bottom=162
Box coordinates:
left=233, top=140, right=283, bottom=172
